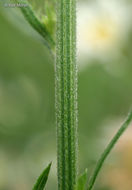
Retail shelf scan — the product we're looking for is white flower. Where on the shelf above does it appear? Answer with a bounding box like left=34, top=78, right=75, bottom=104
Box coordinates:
left=77, top=0, right=131, bottom=65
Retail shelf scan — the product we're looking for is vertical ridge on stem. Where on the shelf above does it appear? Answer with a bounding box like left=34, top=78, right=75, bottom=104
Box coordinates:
left=55, top=0, right=77, bottom=189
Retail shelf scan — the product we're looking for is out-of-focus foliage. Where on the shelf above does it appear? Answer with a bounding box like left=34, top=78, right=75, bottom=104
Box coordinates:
left=75, top=169, right=88, bottom=190
left=20, top=4, right=55, bottom=50
left=0, top=0, right=132, bottom=190
left=28, top=0, right=56, bottom=38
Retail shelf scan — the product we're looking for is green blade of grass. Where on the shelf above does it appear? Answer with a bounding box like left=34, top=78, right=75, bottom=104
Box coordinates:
left=33, top=162, right=51, bottom=190
left=19, top=3, right=55, bottom=50
left=87, top=110, right=132, bottom=190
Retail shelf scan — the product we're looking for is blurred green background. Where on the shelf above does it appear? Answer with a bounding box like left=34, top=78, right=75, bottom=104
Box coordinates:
left=0, top=0, right=132, bottom=189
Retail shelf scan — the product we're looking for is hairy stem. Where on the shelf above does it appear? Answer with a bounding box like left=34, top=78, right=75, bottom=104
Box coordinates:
left=55, top=0, right=78, bottom=189
left=88, top=111, right=132, bottom=190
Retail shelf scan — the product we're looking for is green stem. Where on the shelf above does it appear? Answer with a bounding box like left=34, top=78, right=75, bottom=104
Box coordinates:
left=56, top=0, right=77, bottom=189
left=87, top=111, right=132, bottom=190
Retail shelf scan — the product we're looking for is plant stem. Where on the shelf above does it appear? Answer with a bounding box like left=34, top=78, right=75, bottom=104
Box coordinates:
left=87, top=111, right=132, bottom=190
left=56, top=0, right=77, bottom=189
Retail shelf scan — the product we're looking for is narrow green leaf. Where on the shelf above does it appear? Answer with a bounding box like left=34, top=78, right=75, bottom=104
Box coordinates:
left=33, top=162, right=51, bottom=190
left=87, top=110, right=132, bottom=190
left=75, top=169, right=88, bottom=190
left=18, top=3, right=55, bottom=50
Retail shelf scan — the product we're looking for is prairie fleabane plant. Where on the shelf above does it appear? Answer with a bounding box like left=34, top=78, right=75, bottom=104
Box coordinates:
left=9, top=0, right=132, bottom=189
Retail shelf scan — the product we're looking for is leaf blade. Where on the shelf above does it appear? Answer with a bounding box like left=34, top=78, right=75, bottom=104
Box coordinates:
left=87, top=110, right=132, bottom=190
left=75, top=169, right=88, bottom=190
left=33, top=162, right=51, bottom=190
left=19, top=3, right=55, bottom=50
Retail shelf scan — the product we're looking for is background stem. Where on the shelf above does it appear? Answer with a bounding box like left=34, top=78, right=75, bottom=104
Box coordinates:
left=56, top=0, right=78, bottom=189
